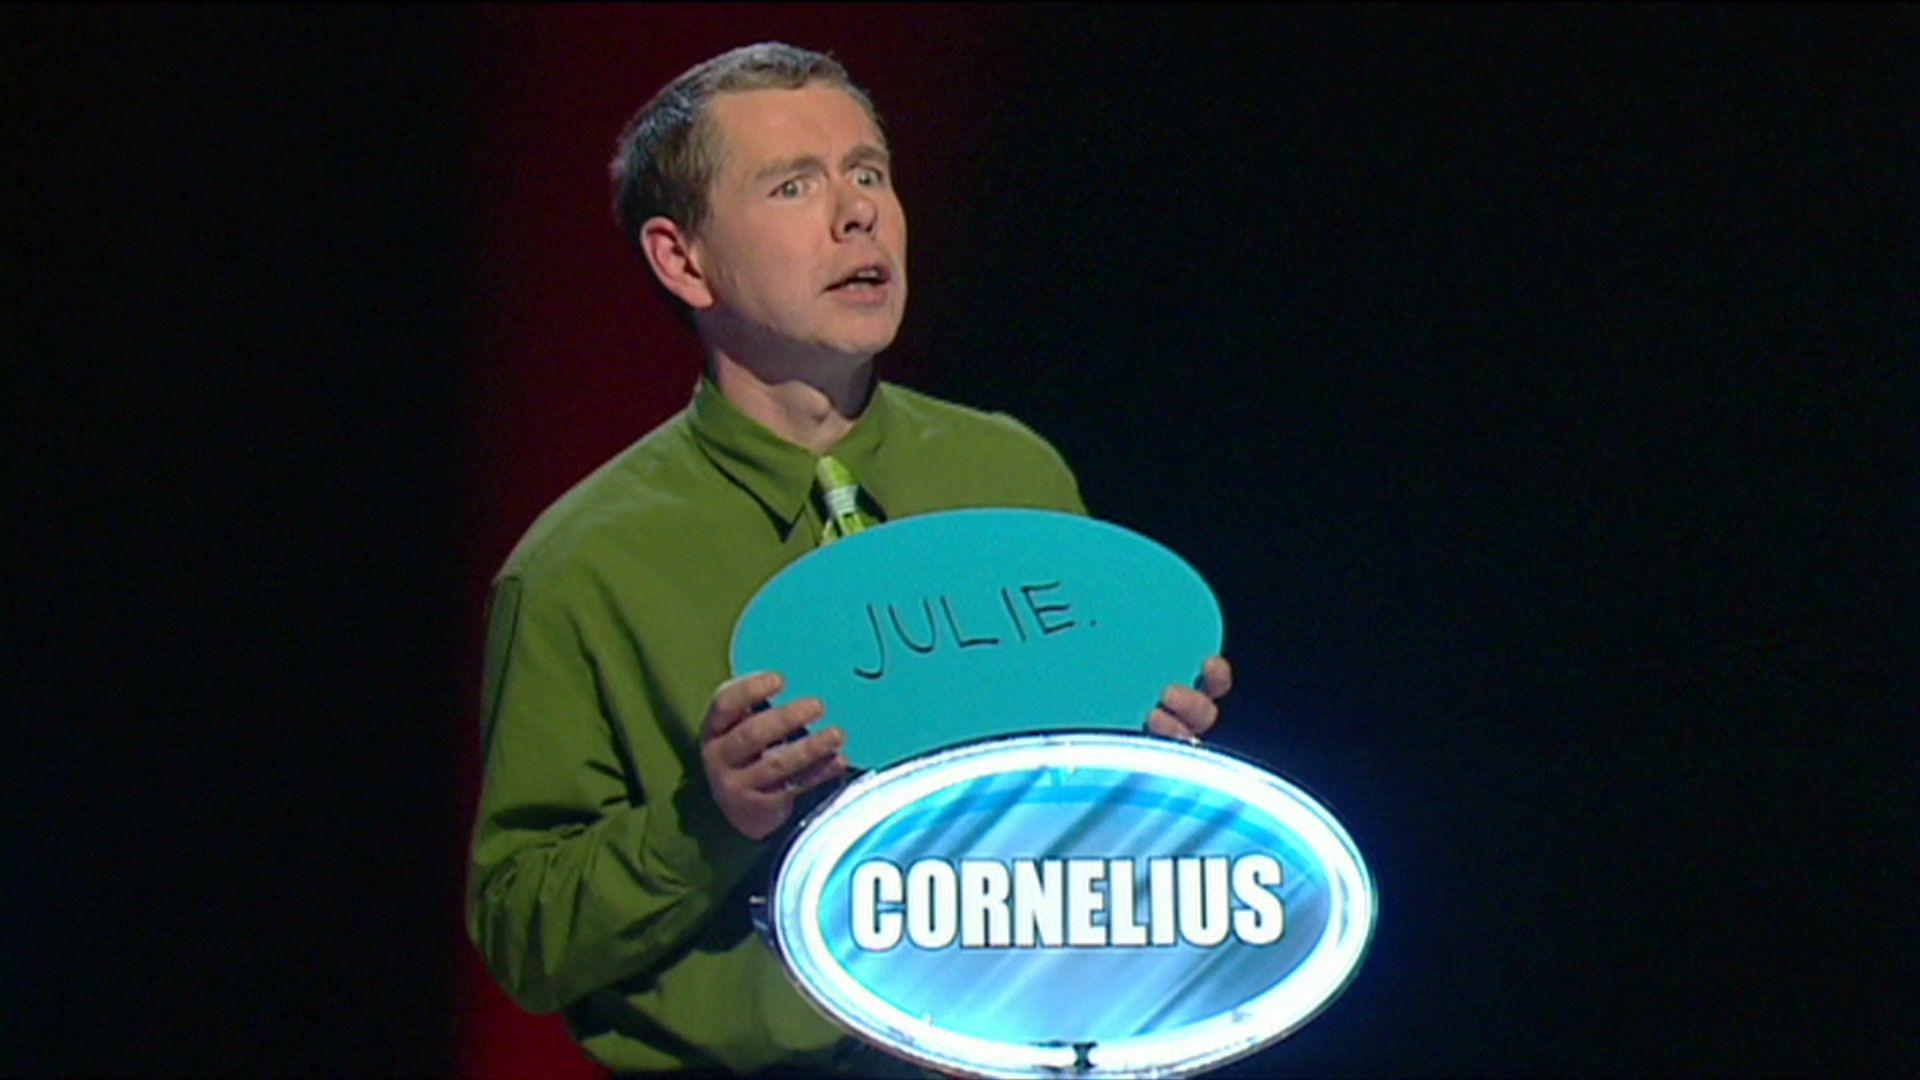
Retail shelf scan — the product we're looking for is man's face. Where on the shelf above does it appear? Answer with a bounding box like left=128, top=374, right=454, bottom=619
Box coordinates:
left=690, top=83, right=908, bottom=364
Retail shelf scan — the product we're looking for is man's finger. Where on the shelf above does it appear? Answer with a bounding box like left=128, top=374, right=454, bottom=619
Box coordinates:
left=1199, top=655, right=1233, bottom=701
left=720, top=698, right=824, bottom=768
left=1159, top=683, right=1220, bottom=737
left=1148, top=708, right=1201, bottom=742
left=746, top=727, right=846, bottom=792
left=703, top=671, right=784, bottom=740
left=783, top=750, right=849, bottom=795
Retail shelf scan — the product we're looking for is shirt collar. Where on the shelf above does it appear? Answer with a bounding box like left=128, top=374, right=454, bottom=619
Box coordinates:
left=687, top=373, right=893, bottom=529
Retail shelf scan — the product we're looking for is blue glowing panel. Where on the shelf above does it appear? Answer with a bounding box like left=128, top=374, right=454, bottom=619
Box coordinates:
left=766, top=733, right=1376, bottom=1078
left=732, top=510, right=1224, bottom=769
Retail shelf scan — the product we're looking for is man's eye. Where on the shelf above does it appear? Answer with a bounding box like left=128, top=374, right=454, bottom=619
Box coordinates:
left=854, top=167, right=885, bottom=187
left=775, top=178, right=805, bottom=198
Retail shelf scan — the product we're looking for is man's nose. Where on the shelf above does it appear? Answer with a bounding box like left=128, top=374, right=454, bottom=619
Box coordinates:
left=834, top=184, right=878, bottom=239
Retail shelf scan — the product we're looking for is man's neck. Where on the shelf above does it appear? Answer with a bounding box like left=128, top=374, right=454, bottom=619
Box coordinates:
left=709, top=349, right=876, bottom=455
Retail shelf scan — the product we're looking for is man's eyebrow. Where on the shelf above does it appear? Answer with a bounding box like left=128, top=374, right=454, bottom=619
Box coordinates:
left=842, top=144, right=890, bottom=171
left=748, top=145, right=892, bottom=187
left=750, top=155, right=826, bottom=186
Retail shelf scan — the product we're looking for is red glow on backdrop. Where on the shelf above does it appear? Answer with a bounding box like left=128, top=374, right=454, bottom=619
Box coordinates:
left=460, top=7, right=1025, bottom=1075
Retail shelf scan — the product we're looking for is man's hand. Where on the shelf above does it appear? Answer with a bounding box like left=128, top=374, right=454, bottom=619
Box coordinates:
left=701, top=671, right=848, bottom=841
left=1148, top=655, right=1233, bottom=741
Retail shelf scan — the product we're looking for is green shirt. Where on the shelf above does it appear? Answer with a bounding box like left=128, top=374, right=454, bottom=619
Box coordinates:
left=466, top=376, right=1087, bottom=1073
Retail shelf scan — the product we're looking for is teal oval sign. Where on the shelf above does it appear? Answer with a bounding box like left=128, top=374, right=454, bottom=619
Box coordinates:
left=765, top=732, right=1377, bottom=1077
left=731, top=510, right=1224, bottom=769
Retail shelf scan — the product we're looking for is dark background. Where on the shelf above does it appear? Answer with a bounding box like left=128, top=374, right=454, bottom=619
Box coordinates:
left=10, top=5, right=1913, bottom=1076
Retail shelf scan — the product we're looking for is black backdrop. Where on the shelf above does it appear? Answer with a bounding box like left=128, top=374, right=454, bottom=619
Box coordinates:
left=10, top=6, right=1913, bottom=1076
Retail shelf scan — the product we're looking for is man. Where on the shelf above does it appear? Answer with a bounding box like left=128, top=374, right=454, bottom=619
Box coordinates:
left=466, top=42, right=1232, bottom=1075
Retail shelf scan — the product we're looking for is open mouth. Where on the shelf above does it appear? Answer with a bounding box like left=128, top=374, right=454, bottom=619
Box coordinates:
left=827, top=264, right=891, bottom=292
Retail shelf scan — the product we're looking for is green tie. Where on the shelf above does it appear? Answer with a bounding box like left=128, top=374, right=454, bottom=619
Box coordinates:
left=815, top=454, right=880, bottom=544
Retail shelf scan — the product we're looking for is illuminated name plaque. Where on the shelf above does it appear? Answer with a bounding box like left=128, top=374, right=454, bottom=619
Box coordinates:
left=765, top=733, right=1376, bottom=1078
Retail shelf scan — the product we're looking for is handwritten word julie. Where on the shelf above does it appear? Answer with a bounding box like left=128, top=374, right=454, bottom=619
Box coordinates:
left=854, top=581, right=1079, bottom=681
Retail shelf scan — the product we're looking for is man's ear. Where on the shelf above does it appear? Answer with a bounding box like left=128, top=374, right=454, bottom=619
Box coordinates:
left=640, top=216, right=715, bottom=310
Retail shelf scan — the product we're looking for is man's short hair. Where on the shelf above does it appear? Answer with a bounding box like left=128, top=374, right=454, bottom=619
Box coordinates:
left=612, top=42, right=885, bottom=313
